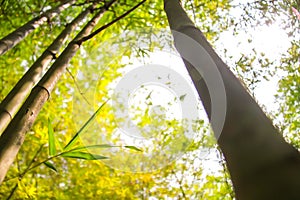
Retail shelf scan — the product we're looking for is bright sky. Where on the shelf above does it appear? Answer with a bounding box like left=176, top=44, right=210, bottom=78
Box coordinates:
left=113, top=20, right=293, bottom=175
left=217, top=23, right=291, bottom=111
left=205, top=0, right=297, bottom=175
left=218, top=0, right=297, bottom=116
left=201, top=21, right=292, bottom=173
left=77, top=0, right=297, bottom=175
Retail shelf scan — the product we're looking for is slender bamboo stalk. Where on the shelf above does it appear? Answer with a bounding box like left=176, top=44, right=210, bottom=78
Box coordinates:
left=0, top=0, right=76, bottom=56
left=164, top=0, right=300, bottom=199
left=0, top=6, right=93, bottom=135
left=0, top=0, right=146, bottom=185
left=0, top=5, right=108, bottom=184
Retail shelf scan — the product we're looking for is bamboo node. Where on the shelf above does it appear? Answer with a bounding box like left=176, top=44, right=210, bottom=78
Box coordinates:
left=47, top=50, right=57, bottom=59
left=35, top=84, right=51, bottom=100
left=0, top=107, right=12, bottom=119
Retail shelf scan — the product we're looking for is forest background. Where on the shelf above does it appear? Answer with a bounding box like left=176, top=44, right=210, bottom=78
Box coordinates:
left=0, top=0, right=299, bottom=199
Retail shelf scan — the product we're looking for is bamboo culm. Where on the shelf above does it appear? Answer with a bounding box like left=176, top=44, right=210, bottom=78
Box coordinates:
left=0, top=6, right=93, bottom=135
left=0, top=3, right=110, bottom=184
left=0, top=0, right=76, bottom=56
left=0, top=0, right=147, bottom=185
left=164, top=0, right=300, bottom=199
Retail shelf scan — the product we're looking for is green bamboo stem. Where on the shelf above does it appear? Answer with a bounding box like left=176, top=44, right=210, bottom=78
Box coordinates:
left=0, top=2, right=110, bottom=185
left=0, top=0, right=76, bottom=56
left=0, top=6, right=93, bottom=135
left=0, top=0, right=145, bottom=185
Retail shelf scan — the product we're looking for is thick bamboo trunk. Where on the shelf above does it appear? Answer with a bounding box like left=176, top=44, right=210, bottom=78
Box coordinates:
left=0, top=0, right=148, bottom=185
left=164, top=0, right=300, bottom=199
left=0, top=7, right=93, bottom=135
left=0, top=0, right=76, bottom=56
left=0, top=3, right=111, bottom=184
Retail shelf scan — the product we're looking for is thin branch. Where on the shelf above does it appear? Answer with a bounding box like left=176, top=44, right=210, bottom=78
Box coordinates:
left=5, top=144, right=45, bottom=200
left=78, top=0, right=147, bottom=43
left=217, top=147, right=235, bottom=199
left=66, top=67, right=91, bottom=106
left=6, top=184, right=18, bottom=200
left=171, top=169, right=187, bottom=199
left=189, top=0, right=197, bottom=23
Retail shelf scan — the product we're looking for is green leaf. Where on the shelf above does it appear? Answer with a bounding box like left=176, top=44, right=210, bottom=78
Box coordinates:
left=61, top=151, right=108, bottom=160
left=68, top=144, right=117, bottom=152
left=63, top=100, right=108, bottom=151
left=146, top=91, right=153, bottom=100
left=43, top=161, right=57, bottom=172
left=48, top=118, right=56, bottom=156
left=124, top=145, right=142, bottom=152
left=179, top=94, right=187, bottom=101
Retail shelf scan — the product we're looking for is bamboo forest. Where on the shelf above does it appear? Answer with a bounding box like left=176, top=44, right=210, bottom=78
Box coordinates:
left=0, top=0, right=299, bottom=199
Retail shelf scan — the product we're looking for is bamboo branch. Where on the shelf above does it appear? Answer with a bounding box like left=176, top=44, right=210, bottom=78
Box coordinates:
left=5, top=144, right=44, bottom=200
left=78, top=0, right=147, bottom=43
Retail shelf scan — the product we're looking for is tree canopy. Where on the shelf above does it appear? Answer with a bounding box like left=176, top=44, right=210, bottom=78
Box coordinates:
left=0, top=0, right=299, bottom=199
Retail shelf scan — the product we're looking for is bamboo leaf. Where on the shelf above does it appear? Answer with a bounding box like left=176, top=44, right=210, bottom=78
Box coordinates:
left=61, top=151, right=108, bottom=160
left=63, top=101, right=108, bottom=151
left=68, top=144, right=117, bottom=152
left=179, top=94, right=187, bottom=101
left=43, top=161, right=57, bottom=172
left=124, top=146, right=143, bottom=152
left=48, top=118, right=56, bottom=156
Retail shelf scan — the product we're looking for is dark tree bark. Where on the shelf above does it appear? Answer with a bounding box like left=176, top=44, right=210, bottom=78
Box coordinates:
left=164, top=0, right=300, bottom=199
